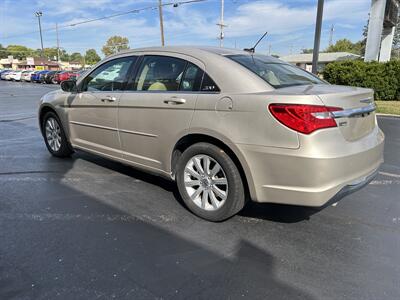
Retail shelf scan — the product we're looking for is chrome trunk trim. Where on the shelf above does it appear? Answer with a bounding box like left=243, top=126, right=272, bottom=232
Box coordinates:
left=332, top=103, right=376, bottom=118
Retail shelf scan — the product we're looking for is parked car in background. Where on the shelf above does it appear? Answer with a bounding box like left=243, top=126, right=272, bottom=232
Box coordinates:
left=29, top=71, right=40, bottom=82
left=40, top=71, right=55, bottom=84
left=0, top=70, right=11, bottom=80
left=38, top=70, right=51, bottom=83
left=44, top=71, right=62, bottom=84
left=53, top=71, right=77, bottom=84
left=31, top=70, right=49, bottom=83
left=10, top=70, right=23, bottom=81
left=21, top=70, right=35, bottom=81
left=4, top=71, right=14, bottom=80
left=38, top=46, right=384, bottom=221
left=73, top=70, right=87, bottom=80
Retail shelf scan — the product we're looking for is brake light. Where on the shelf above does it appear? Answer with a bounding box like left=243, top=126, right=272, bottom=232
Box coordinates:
left=268, top=104, right=343, bottom=134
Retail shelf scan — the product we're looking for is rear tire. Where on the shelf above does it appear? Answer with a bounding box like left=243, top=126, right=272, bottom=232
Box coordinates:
left=42, top=111, right=73, bottom=157
left=176, top=142, right=246, bottom=221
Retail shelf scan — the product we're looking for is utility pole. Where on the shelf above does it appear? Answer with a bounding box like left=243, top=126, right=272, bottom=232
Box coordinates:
left=268, top=44, right=272, bottom=55
left=56, top=23, right=60, bottom=63
left=217, top=0, right=227, bottom=47
left=158, top=0, right=165, bottom=46
left=312, top=0, right=324, bottom=74
left=35, top=11, right=44, bottom=57
left=328, top=24, right=334, bottom=46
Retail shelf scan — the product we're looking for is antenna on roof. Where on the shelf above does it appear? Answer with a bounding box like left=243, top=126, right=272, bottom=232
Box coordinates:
left=244, top=31, right=268, bottom=53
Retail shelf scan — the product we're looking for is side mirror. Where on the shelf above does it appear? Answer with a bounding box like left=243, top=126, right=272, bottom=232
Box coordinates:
left=60, top=80, right=77, bottom=92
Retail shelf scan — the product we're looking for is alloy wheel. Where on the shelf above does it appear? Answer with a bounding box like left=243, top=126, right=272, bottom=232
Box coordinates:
left=45, top=117, right=62, bottom=152
left=184, top=154, right=228, bottom=211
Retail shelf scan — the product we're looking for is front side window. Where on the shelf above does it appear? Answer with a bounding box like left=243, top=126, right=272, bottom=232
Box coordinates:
left=81, top=57, right=136, bottom=92
left=133, top=56, right=187, bottom=91
left=227, top=54, right=325, bottom=89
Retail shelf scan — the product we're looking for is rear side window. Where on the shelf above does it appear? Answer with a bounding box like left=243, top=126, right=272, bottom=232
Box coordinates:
left=201, top=73, right=220, bottom=92
left=227, top=54, right=325, bottom=89
left=132, top=56, right=186, bottom=91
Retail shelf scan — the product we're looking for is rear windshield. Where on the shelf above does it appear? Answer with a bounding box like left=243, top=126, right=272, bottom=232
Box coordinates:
left=227, top=54, right=325, bottom=89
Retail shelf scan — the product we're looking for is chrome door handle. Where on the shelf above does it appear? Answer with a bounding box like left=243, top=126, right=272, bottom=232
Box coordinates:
left=163, top=98, right=186, bottom=105
left=101, top=96, right=117, bottom=102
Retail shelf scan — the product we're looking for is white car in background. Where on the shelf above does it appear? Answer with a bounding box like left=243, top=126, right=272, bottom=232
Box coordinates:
left=21, top=70, right=34, bottom=81
left=4, top=71, right=13, bottom=80
left=10, top=70, right=23, bottom=81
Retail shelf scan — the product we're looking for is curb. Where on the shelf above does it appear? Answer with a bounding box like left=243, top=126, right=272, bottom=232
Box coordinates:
left=376, top=113, right=400, bottom=118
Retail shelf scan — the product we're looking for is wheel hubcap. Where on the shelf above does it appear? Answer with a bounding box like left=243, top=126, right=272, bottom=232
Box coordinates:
left=184, top=155, right=228, bottom=211
left=45, top=117, right=62, bottom=152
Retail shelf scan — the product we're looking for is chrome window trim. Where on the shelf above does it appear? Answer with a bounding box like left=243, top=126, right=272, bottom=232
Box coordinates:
left=121, top=90, right=221, bottom=95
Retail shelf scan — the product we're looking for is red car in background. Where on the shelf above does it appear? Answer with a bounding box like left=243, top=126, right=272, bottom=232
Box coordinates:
left=53, top=71, right=77, bottom=84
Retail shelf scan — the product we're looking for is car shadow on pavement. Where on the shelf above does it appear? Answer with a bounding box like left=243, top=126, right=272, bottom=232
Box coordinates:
left=75, top=150, right=320, bottom=224
left=239, top=202, right=320, bottom=223
left=0, top=150, right=316, bottom=299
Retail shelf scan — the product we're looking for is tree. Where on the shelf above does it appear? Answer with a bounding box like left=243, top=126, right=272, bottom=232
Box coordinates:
left=69, top=52, right=83, bottom=63
left=59, top=49, right=70, bottom=62
left=3, top=45, right=35, bottom=60
left=0, top=44, right=6, bottom=59
left=102, top=36, right=129, bottom=56
left=84, top=49, right=101, bottom=65
left=301, top=48, right=313, bottom=54
left=42, top=48, right=59, bottom=61
left=324, top=39, right=363, bottom=55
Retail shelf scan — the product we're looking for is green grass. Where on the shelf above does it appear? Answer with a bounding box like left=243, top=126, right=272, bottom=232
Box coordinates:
left=375, top=101, right=400, bottom=116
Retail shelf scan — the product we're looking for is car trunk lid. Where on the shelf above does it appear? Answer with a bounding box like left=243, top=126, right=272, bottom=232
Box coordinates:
left=275, top=84, right=376, bottom=141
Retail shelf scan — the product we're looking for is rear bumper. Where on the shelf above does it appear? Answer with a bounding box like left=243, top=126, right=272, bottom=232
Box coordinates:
left=322, top=168, right=378, bottom=207
left=237, top=127, right=384, bottom=207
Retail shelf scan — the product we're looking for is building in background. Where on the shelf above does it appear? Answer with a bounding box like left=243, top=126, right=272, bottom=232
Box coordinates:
left=60, top=61, right=91, bottom=70
left=280, top=52, right=361, bottom=73
left=17, top=57, right=60, bottom=70
left=0, top=57, right=21, bottom=70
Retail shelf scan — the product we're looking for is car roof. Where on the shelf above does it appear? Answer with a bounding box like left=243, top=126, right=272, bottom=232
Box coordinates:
left=111, top=46, right=281, bottom=63
left=101, top=46, right=280, bottom=93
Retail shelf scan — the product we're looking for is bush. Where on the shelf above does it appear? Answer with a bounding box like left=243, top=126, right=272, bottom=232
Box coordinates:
left=323, top=60, right=400, bottom=100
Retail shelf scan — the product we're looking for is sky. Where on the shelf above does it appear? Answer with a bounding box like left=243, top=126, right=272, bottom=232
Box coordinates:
left=0, top=0, right=371, bottom=57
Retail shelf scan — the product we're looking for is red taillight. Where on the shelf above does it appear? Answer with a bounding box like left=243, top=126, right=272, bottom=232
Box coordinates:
left=268, top=104, right=343, bottom=134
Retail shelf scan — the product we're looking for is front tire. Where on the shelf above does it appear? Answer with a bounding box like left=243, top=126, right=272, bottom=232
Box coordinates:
left=176, top=142, right=246, bottom=221
left=42, top=112, right=73, bottom=157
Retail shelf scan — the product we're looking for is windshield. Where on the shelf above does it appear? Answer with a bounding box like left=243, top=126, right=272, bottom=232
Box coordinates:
left=227, top=54, right=325, bottom=88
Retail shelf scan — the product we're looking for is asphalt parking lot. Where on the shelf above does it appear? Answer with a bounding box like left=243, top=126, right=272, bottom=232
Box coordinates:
left=0, top=80, right=399, bottom=300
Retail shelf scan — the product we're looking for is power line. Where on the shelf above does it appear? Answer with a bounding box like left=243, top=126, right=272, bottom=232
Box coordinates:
left=1, top=0, right=208, bottom=41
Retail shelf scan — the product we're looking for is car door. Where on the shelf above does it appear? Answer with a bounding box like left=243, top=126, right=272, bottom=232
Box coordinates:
left=118, top=54, right=205, bottom=173
left=66, top=56, right=137, bottom=158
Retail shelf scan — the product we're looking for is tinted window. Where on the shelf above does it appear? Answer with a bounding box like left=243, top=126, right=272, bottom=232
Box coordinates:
left=180, top=63, right=203, bottom=91
left=133, top=56, right=186, bottom=91
left=201, top=73, right=220, bottom=92
left=81, top=57, right=136, bottom=92
left=227, top=54, right=325, bottom=88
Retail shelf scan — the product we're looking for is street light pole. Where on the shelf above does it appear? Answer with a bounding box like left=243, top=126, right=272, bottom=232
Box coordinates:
left=158, top=0, right=165, bottom=46
left=56, top=22, right=60, bottom=63
left=217, top=0, right=227, bottom=47
left=311, top=0, right=324, bottom=74
left=35, top=11, right=44, bottom=57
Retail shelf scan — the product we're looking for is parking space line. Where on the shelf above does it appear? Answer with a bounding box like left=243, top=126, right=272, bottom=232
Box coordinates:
left=379, top=171, right=400, bottom=178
